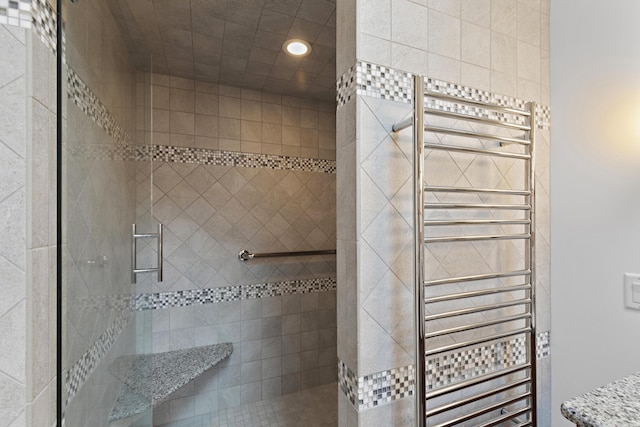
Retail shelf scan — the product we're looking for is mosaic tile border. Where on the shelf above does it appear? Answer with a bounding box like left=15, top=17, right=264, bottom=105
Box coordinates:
left=136, top=277, right=337, bottom=310
left=424, top=96, right=529, bottom=127
left=64, top=142, right=336, bottom=173
left=426, top=78, right=551, bottom=130
left=357, top=62, right=414, bottom=104
left=0, top=0, right=32, bottom=28
left=65, top=306, right=134, bottom=404
left=148, top=145, right=337, bottom=174
left=426, top=330, right=551, bottom=391
left=338, top=360, right=415, bottom=411
left=536, top=103, right=552, bottom=130
left=0, top=0, right=58, bottom=53
left=337, top=61, right=413, bottom=107
left=67, top=294, right=135, bottom=313
left=65, top=141, right=134, bottom=162
left=536, top=330, right=551, bottom=359
left=67, top=67, right=133, bottom=146
left=336, top=61, right=551, bottom=130
left=336, top=64, right=357, bottom=107
left=32, top=0, right=57, bottom=53
left=339, top=330, right=550, bottom=411
left=426, top=336, right=527, bottom=390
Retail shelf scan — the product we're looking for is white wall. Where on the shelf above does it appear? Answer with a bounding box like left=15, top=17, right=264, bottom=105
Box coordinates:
left=551, top=1, right=640, bottom=425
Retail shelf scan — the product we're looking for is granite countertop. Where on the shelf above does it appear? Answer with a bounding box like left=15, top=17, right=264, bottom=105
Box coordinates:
left=108, top=343, right=233, bottom=421
left=561, top=372, right=640, bottom=426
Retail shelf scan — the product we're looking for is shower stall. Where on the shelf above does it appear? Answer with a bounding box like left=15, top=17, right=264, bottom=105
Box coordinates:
left=60, top=0, right=338, bottom=425
left=52, top=0, right=553, bottom=426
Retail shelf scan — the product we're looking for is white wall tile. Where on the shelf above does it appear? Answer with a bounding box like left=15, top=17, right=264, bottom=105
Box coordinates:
left=357, top=33, right=392, bottom=69
left=359, top=0, right=391, bottom=40
left=491, top=31, right=517, bottom=75
left=428, top=52, right=461, bottom=84
left=491, top=0, right=517, bottom=37
left=391, top=43, right=429, bottom=76
left=517, top=1, right=541, bottom=46
left=462, top=22, right=490, bottom=68
left=390, top=0, right=429, bottom=49
left=429, top=9, right=461, bottom=60
left=461, top=0, right=490, bottom=27
left=0, top=301, right=26, bottom=383
left=461, top=62, right=491, bottom=92
left=517, top=40, right=541, bottom=83
left=429, top=0, right=460, bottom=17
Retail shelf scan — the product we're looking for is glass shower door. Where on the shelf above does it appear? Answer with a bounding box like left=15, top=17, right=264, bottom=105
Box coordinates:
left=60, top=0, right=154, bottom=424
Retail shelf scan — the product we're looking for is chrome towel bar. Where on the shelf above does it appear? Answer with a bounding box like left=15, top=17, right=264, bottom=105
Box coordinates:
left=238, top=249, right=336, bottom=262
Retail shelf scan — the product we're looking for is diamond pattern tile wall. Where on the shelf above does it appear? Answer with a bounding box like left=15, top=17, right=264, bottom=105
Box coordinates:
left=141, top=162, right=336, bottom=294
left=357, top=95, right=416, bottom=375
left=0, top=24, right=27, bottom=427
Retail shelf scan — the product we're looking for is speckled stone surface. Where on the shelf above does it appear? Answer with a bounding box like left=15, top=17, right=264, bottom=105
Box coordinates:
left=108, top=343, right=233, bottom=421
left=561, top=372, right=640, bottom=427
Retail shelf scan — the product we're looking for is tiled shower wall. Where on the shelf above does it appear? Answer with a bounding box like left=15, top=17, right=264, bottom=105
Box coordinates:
left=133, top=77, right=338, bottom=424
left=138, top=74, right=336, bottom=161
left=134, top=73, right=337, bottom=292
left=336, top=1, right=551, bottom=426
left=0, top=23, right=29, bottom=427
left=0, top=3, right=57, bottom=425
left=149, top=289, right=337, bottom=425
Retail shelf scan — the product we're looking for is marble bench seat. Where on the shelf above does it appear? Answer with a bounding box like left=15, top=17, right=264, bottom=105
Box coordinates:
left=108, top=343, right=233, bottom=421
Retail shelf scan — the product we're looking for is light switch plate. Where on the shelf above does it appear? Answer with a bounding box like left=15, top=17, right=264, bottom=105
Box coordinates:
left=624, top=273, right=640, bottom=310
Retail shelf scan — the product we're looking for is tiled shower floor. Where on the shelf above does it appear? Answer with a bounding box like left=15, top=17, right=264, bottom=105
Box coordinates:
left=156, top=382, right=338, bottom=427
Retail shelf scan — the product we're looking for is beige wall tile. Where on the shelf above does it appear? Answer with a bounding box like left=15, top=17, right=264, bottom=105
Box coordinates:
left=390, top=0, right=429, bottom=48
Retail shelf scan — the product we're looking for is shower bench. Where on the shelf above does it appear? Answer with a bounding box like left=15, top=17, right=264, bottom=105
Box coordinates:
left=107, top=342, right=233, bottom=421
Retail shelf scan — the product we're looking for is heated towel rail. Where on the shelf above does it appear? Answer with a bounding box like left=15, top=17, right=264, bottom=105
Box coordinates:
left=394, top=76, right=537, bottom=427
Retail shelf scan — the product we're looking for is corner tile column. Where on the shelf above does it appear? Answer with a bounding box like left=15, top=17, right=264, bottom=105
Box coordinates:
left=336, top=61, right=417, bottom=426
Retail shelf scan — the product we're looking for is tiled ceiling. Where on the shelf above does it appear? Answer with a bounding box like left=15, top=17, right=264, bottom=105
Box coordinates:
left=107, top=0, right=337, bottom=101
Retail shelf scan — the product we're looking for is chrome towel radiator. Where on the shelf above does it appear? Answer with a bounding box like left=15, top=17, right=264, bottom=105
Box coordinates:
left=395, top=76, right=537, bottom=427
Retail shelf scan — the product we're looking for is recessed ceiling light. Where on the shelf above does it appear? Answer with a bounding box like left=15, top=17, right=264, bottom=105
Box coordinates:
left=283, top=39, right=311, bottom=57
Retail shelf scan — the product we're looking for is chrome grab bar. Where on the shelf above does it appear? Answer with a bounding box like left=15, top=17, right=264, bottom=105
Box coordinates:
left=131, top=223, right=163, bottom=283
left=238, top=249, right=336, bottom=262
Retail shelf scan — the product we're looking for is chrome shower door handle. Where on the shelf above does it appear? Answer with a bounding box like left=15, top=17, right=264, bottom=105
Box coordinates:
left=157, top=223, right=163, bottom=282
left=131, top=223, right=164, bottom=283
left=131, top=224, right=137, bottom=284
